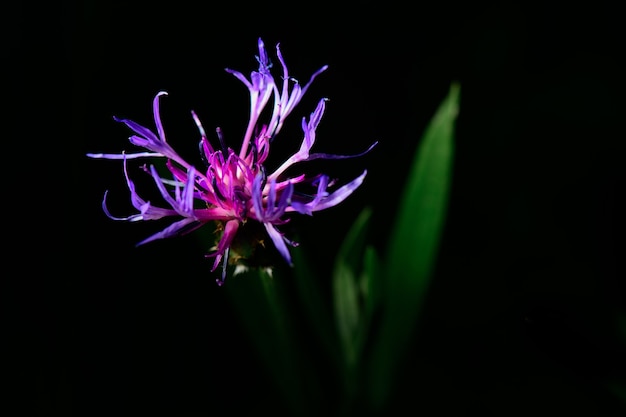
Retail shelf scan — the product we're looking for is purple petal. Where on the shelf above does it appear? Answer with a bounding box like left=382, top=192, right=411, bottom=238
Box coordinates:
left=266, top=179, right=277, bottom=211
left=101, top=190, right=141, bottom=221
left=148, top=165, right=197, bottom=218
left=86, top=151, right=163, bottom=160
left=277, top=181, right=294, bottom=214
left=308, top=98, right=326, bottom=131
left=290, top=175, right=329, bottom=215
left=297, top=98, right=325, bottom=155
left=306, top=141, right=379, bottom=161
left=276, top=43, right=328, bottom=105
left=152, top=91, right=168, bottom=142
left=300, top=64, right=329, bottom=96
left=256, top=38, right=271, bottom=74
left=263, top=223, right=292, bottom=266
left=315, top=170, right=367, bottom=211
left=294, top=170, right=367, bottom=213
left=136, top=217, right=202, bottom=246
left=114, top=118, right=159, bottom=144
left=251, top=174, right=265, bottom=218
left=180, top=167, right=197, bottom=214
left=210, top=219, right=240, bottom=271
left=224, top=68, right=253, bottom=89
left=122, top=155, right=177, bottom=220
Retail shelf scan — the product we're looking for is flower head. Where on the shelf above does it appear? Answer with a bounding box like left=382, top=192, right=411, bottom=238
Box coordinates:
left=88, top=38, right=376, bottom=285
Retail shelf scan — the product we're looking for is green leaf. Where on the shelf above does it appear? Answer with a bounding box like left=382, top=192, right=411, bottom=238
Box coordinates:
left=225, top=268, right=320, bottom=417
left=333, top=207, right=374, bottom=369
left=367, top=82, right=460, bottom=409
left=361, top=244, right=382, bottom=336
left=292, top=247, right=342, bottom=367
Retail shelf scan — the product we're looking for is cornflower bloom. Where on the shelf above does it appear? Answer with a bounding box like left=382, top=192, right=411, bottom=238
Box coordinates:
left=88, top=38, right=376, bottom=285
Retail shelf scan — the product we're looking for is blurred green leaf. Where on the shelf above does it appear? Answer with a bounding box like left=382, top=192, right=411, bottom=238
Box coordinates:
left=333, top=207, right=375, bottom=369
left=367, top=82, right=460, bottom=409
left=292, top=247, right=342, bottom=367
left=226, top=268, right=320, bottom=417
left=361, top=244, right=382, bottom=337
left=334, top=260, right=361, bottom=365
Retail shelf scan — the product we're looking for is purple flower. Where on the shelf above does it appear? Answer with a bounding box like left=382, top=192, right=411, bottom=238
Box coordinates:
left=88, top=38, right=376, bottom=285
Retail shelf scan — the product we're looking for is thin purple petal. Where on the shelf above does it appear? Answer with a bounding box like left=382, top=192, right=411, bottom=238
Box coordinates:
left=113, top=117, right=158, bottom=144
left=291, top=170, right=367, bottom=213
left=263, top=223, right=292, bottom=266
left=153, top=91, right=168, bottom=142
left=224, top=68, right=253, bottom=89
left=137, top=217, right=203, bottom=246
left=306, top=141, right=379, bottom=161
left=123, top=155, right=177, bottom=220
left=210, top=219, right=239, bottom=271
left=86, top=151, right=163, bottom=160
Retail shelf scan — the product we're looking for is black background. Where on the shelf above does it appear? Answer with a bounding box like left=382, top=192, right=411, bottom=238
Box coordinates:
left=19, top=1, right=626, bottom=415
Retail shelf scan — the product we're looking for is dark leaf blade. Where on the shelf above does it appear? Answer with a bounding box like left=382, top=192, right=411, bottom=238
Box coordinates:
left=225, top=268, right=319, bottom=417
left=333, top=206, right=373, bottom=368
left=367, top=82, right=460, bottom=409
